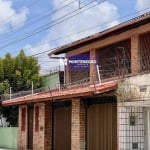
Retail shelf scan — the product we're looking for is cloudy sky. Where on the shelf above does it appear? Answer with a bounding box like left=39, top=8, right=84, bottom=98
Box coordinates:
left=0, top=0, right=149, bottom=73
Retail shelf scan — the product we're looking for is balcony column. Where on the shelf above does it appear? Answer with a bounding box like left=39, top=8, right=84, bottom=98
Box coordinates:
left=131, top=34, right=140, bottom=74
left=90, top=48, right=97, bottom=82
left=65, top=56, right=70, bottom=85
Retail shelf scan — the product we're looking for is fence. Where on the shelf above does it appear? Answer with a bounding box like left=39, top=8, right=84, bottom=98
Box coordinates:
left=0, top=58, right=132, bottom=101
left=0, top=127, right=18, bottom=149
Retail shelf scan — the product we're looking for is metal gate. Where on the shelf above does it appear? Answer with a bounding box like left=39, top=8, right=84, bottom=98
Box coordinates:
left=53, top=101, right=71, bottom=150
left=87, top=97, right=117, bottom=150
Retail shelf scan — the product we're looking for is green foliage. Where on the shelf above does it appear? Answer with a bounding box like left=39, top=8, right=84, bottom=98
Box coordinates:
left=0, top=80, right=10, bottom=94
left=0, top=50, right=42, bottom=126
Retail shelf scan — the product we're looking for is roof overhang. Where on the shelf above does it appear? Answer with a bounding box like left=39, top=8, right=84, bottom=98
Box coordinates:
left=2, top=81, right=117, bottom=106
left=48, top=12, right=150, bottom=56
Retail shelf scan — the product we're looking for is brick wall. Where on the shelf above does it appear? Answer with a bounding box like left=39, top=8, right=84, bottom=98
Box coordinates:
left=71, top=98, right=80, bottom=150
left=18, top=100, right=87, bottom=150
left=71, top=99, right=87, bottom=150
left=131, top=34, right=140, bottom=74
left=33, top=102, right=52, bottom=150
left=90, top=49, right=97, bottom=82
left=44, top=102, right=52, bottom=150
left=33, top=103, right=45, bottom=150
left=80, top=103, right=87, bottom=150
left=18, top=105, right=28, bottom=150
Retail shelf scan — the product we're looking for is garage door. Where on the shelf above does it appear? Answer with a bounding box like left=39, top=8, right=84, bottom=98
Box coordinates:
left=53, top=101, right=71, bottom=150
left=87, top=100, right=117, bottom=150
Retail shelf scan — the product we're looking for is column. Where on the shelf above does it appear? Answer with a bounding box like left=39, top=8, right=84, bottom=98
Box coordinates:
left=90, top=49, right=97, bottom=82
left=131, top=34, right=140, bottom=74
left=44, top=102, right=52, bottom=150
left=71, top=98, right=80, bottom=150
left=18, top=105, right=28, bottom=150
left=80, top=103, right=87, bottom=150
left=33, top=103, right=44, bottom=150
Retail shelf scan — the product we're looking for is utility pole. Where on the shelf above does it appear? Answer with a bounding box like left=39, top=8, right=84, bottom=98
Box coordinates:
left=78, top=0, right=81, bottom=9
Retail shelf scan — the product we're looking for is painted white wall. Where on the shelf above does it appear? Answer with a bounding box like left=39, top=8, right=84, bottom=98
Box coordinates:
left=117, top=73, right=150, bottom=103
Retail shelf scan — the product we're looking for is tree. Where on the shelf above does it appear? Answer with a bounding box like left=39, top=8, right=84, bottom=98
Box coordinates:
left=14, top=50, right=42, bottom=91
left=0, top=50, right=42, bottom=126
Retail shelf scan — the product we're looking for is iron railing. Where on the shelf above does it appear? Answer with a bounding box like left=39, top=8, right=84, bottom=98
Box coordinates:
left=2, top=56, right=150, bottom=101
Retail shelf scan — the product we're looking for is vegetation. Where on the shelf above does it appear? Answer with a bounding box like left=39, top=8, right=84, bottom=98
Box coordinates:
left=0, top=50, right=42, bottom=126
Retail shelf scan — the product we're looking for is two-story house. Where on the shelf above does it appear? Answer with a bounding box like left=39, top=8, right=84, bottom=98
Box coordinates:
left=2, top=12, right=150, bottom=150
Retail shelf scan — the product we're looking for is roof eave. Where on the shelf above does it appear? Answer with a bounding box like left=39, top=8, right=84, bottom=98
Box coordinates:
left=48, top=12, right=150, bottom=56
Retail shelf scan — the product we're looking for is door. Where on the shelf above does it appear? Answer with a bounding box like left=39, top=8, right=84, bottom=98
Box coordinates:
left=53, top=102, right=71, bottom=150
left=87, top=101, right=117, bottom=150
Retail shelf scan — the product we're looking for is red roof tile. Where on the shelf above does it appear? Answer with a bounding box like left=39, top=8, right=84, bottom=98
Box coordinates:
left=2, top=81, right=117, bottom=106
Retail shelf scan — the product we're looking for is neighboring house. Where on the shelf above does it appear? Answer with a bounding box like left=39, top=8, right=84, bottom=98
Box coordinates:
left=0, top=115, right=9, bottom=127
left=42, top=67, right=64, bottom=90
left=2, top=12, right=150, bottom=150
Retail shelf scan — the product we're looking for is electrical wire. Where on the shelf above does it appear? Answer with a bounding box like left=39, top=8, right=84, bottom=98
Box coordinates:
left=27, top=8, right=150, bottom=57
left=0, top=4, right=149, bottom=60
left=0, top=0, right=78, bottom=39
left=0, top=0, right=105, bottom=49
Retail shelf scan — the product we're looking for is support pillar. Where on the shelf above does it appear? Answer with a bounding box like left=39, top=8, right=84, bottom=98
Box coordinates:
left=45, top=103, right=52, bottom=150
left=71, top=98, right=80, bottom=150
left=131, top=34, right=140, bottom=74
left=18, top=105, right=28, bottom=150
left=80, top=103, right=87, bottom=150
left=33, top=102, right=52, bottom=150
left=65, top=55, right=70, bottom=85
left=90, top=49, right=97, bottom=82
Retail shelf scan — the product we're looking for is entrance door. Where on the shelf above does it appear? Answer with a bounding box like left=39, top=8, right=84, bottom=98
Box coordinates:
left=53, top=102, right=71, bottom=150
left=28, top=105, right=33, bottom=150
left=87, top=101, right=117, bottom=150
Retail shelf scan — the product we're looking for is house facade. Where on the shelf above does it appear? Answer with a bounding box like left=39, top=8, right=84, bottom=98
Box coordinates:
left=2, top=12, right=150, bottom=150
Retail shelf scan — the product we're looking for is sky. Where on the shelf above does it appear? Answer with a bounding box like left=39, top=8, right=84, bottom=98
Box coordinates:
left=0, top=0, right=149, bottom=74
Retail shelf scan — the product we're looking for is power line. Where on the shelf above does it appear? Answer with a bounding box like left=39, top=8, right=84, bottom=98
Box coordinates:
left=0, top=0, right=77, bottom=39
left=0, top=3, right=149, bottom=59
left=0, top=0, right=105, bottom=49
left=26, top=8, right=150, bottom=57
left=0, top=0, right=100, bottom=43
